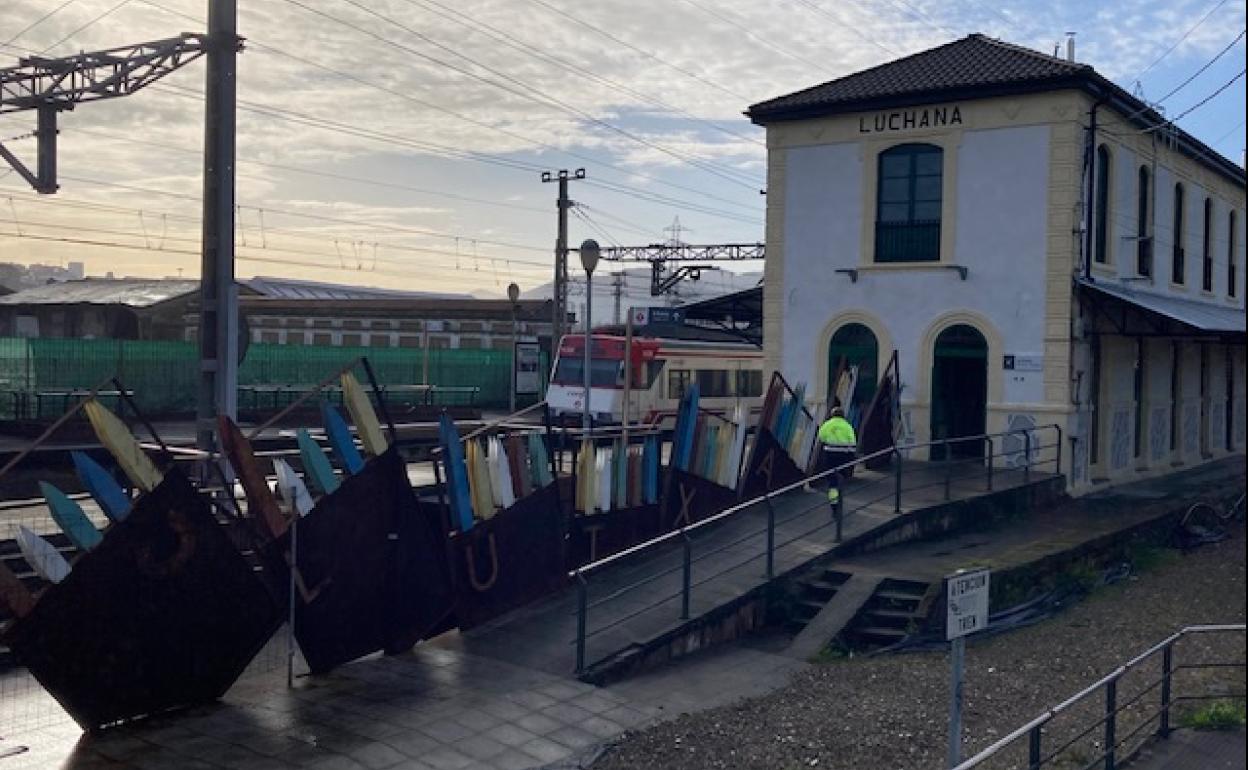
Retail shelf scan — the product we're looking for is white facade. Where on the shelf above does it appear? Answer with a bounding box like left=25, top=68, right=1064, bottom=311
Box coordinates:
left=759, top=87, right=1245, bottom=493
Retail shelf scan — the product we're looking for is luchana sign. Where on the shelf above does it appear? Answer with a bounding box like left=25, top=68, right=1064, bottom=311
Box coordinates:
left=858, top=105, right=963, bottom=133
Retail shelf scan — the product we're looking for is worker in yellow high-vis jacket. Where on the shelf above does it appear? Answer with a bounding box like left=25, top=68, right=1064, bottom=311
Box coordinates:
left=817, top=406, right=857, bottom=513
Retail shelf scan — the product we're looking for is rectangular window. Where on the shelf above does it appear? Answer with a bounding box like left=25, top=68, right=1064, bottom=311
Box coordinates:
left=1094, top=145, right=1111, bottom=264
left=1202, top=198, right=1213, bottom=291
left=1172, top=184, right=1186, bottom=285
left=875, top=143, right=943, bottom=263
left=1229, top=211, right=1238, bottom=298
left=695, top=369, right=730, bottom=397
left=735, top=369, right=763, bottom=398
left=1137, top=166, right=1152, bottom=277
left=668, top=369, right=691, bottom=400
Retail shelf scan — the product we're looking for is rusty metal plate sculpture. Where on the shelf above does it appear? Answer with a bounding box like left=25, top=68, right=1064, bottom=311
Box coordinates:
left=2, top=469, right=281, bottom=730
left=280, top=447, right=454, bottom=674
left=738, top=427, right=807, bottom=502
left=450, top=483, right=566, bottom=630
left=568, top=504, right=658, bottom=568
left=663, top=469, right=739, bottom=531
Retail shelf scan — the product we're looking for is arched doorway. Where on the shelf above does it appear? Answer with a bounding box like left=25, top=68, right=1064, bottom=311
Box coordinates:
left=930, top=324, right=987, bottom=460
left=828, top=323, right=878, bottom=423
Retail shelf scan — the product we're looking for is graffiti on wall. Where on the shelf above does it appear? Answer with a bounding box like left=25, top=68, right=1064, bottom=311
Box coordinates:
left=1149, top=406, right=1169, bottom=463
left=1182, top=403, right=1199, bottom=457
left=1002, top=413, right=1037, bottom=468
left=1110, top=408, right=1131, bottom=471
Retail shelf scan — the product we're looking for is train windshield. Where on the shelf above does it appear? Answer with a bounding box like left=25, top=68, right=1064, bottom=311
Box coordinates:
left=552, top=357, right=623, bottom=388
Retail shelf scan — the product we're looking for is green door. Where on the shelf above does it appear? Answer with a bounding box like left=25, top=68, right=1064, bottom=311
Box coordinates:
left=930, top=324, right=987, bottom=460
left=827, top=323, right=878, bottom=420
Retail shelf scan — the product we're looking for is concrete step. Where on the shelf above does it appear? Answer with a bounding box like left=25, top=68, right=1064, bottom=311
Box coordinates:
left=782, top=574, right=884, bottom=661
left=863, top=607, right=916, bottom=621
left=855, top=625, right=908, bottom=640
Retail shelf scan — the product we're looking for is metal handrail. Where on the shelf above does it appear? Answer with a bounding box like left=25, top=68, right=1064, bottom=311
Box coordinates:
left=570, top=423, right=1061, bottom=580
left=571, top=423, right=1062, bottom=673
left=952, top=624, right=1247, bottom=770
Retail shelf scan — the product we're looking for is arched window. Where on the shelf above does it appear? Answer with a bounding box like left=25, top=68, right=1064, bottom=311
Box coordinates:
left=1172, top=183, right=1186, bottom=285
left=1230, top=210, right=1239, bottom=298
left=875, top=143, right=942, bottom=263
left=828, top=323, right=878, bottom=412
left=1094, top=144, right=1111, bottom=264
left=1137, top=166, right=1151, bottom=277
left=1202, top=197, right=1214, bottom=292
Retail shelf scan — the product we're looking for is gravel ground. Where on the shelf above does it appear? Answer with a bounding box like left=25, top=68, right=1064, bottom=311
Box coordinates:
left=593, top=522, right=1246, bottom=770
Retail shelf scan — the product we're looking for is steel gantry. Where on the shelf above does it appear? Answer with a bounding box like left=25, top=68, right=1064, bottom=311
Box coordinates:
left=598, top=242, right=765, bottom=295
left=0, top=34, right=214, bottom=193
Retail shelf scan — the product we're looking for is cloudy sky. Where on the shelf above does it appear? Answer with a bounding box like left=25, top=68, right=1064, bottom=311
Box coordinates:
left=0, top=0, right=1244, bottom=297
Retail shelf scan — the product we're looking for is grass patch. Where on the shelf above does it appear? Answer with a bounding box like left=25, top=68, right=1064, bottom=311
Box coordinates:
left=811, top=640, right=853, bottom=664
left=1180, top=700, right=1246, bottom=731
left=1125, top=541, right=1179, bottom=573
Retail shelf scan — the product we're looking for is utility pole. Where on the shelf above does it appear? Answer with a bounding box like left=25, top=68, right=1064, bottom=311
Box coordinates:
left=541, top=168, right=584, bottom=348
left=196, top=0, right=239, bottom=451
left=610, top=271, right=625, bottom=325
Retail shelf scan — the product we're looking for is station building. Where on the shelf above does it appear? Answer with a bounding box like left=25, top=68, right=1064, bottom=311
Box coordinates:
left=748, top=34, right=1245, bottom=492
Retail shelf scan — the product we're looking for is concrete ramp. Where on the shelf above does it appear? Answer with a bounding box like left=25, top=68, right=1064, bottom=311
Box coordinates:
left=783, top=573, right=882, bottom=660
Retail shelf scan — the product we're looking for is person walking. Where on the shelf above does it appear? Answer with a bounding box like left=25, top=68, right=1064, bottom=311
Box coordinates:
left=817, top=406, right=857, bottom=521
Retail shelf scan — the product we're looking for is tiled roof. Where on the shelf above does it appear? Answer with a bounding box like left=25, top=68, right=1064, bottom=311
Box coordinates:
left=748, top=34, right=1089, bottom=121
left=747, top=34, right=1245, bottom=185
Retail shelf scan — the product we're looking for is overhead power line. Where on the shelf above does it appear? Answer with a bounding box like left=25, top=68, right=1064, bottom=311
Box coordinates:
left=1132, top=0, right=1231, bottom=82
left=1163, top=67, right=1247, bottom=126
left=280, top=0, right=762, bottom=190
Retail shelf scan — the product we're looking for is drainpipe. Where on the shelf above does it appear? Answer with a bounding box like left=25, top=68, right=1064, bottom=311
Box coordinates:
left=1082, top=95, right=1111, bottom=282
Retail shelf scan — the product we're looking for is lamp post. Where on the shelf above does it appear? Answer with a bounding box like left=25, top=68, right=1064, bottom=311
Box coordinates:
left=507, top=282, right=520, bottom=414
left=579, top=239, right=600, bottom=436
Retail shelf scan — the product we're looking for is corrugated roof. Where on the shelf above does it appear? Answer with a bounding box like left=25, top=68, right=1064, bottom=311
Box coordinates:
left=243, top=276, right=470, bottom=301
left=1079, top=280, right=1246, bottom=334
left=0, top=279, right=199, bottom=307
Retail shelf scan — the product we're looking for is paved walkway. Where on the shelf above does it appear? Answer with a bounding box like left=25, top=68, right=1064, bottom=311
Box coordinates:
left=1125, top=728, right=1246, bottom=769
left=2, top=638, right=804, bottom=770
left=462, top=460, right=1047, bottom=676
left=0, top=459, right=1046, bottom=769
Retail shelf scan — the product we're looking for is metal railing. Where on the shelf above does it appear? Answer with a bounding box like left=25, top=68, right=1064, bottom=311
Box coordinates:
left=571, top=423, right=1063, bottom=674
left=953, top=624, right=1246, bottom=770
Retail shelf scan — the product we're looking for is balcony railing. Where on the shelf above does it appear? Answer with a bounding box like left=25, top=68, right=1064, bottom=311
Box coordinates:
left=875, top=220, right=940, bottom=263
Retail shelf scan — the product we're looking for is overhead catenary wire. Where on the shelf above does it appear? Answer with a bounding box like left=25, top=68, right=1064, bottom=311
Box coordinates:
left=398, top=0, right=765, bottom=147
left=519, top=0, right=753, bottom=103
left=36, top=0, right=135, bottom=54
left=675, top=0, right=840, bottom=76
left=3, top=0, right=82, bottom=46
left=278, top=0, right=763, bottom=190
left=134, top=0, right=765, bottom=214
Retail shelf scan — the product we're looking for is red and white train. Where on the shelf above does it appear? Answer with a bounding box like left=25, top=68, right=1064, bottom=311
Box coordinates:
left=547, top=333, right=765, bottom=426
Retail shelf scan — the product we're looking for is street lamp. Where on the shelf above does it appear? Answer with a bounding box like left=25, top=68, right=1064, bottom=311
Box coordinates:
left=507, top=282, right=520, bottom=413
left=579, top=239, right=600, bottom=435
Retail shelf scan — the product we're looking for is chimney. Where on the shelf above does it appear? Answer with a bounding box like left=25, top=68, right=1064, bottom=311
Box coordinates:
left=1065, top=32, right=1076, bottom=62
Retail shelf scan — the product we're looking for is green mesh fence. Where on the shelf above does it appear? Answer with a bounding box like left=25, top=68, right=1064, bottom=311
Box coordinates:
left=0, top=338, right=547, bottom=419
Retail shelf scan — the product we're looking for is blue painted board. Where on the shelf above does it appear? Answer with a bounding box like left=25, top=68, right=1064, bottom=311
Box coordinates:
left=40, top=481, right=103, bottom=551
left=71, top=451, right=131, bottom=523
left=439, top=414, right=475, bottom=531
left=297, top=429, right=340, bottom=496
left=321, top=401, right=365, bottom=475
